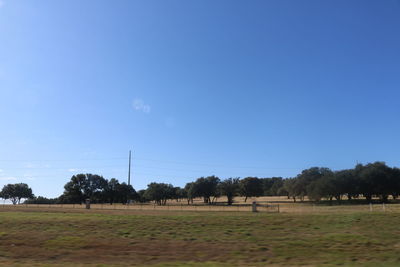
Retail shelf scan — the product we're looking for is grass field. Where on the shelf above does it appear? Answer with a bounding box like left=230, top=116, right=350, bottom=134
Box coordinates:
left=1, top=207, right=400, bottom=266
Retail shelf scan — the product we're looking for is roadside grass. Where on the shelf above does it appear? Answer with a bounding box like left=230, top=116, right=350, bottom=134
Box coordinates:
left=0, top=209, right=400, bottom=266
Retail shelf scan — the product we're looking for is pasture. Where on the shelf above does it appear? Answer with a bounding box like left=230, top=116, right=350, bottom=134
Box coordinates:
left=1, top=204, right=400, bottom=266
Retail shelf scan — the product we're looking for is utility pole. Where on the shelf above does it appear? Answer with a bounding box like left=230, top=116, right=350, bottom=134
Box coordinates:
left=128, top=150, right=132, bottom=186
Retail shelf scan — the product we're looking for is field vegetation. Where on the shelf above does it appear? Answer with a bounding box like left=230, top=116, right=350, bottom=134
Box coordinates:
left=1, top=207, right=400, bottom=266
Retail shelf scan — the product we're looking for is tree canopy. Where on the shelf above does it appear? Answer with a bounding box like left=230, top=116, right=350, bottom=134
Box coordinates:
left=59, top=174, right=136, bottom=204
left=1, top=183, right=34, bottom=205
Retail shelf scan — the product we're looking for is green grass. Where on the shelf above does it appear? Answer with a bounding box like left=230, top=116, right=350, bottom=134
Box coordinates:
left=0, top=209, right=400, bottom=266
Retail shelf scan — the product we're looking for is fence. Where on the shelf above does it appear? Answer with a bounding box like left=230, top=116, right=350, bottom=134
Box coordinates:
left=5, top=201, right=397, bottom=214
left=0, top=202, right=280, bottom=213
left=276, top=202, right=396, bottom=214
left=256, top=203, right=280, bottom=213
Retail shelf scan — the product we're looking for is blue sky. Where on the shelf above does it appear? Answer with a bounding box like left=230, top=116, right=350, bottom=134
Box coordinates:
left=1, top=0, right=400, bottom=198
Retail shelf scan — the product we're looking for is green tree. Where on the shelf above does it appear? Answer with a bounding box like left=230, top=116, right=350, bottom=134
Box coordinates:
left=269, top=177, right=284, bottom=196
left=282, top=178, right=297, bottom=202
left=61, top=174, right=107, bottom=203
left=1, top=183, right=34, bottom=205
left=137, top=189, right=149, bottom=203
left=307, top=174, right=338, bottom=203
left=297, top=167, right=333, bottom=201
left=260, top=177, right=284, bottom=196
left=115, top=182, right=137, bottom=204
left=240, top=177, right=263, bottom=202
left=103, top=178, right=120, bottom=204
left=219, top=178, right=240, bottom=205
left=358, top=162, right=393, bottom=203
left=144, top=183, right=174, bottom=205
left=192, top=176, right=220, bottom=204
left=184, top=182, right=197, bottom=204
left=390, top=167, right=400, bottom=200
left=174, top=187, right=186, bottom=202
left=334, top=169, right=359, bottom=201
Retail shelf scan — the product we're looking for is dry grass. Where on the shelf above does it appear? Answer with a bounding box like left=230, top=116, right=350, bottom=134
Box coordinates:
left=1, top=205, right=400, bottom=266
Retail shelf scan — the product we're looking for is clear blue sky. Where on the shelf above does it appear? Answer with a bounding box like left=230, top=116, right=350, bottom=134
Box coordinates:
left=1, top=0, right=400, bottom=198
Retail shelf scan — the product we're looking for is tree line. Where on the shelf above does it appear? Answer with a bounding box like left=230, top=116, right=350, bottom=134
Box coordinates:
left=2, top=161, right=400, bottom=205
left=10, top=174, right=285, bottom=205
left=139, top=162, right=400, bottom=205
left=283, top=162, right=400, bottom=204
left=137, top=176, right=284, bottom=205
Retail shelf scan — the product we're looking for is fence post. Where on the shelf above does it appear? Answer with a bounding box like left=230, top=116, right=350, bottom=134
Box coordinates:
left=277, top=204, right=280, bottom=213
left=383, top=203, right=386, bottom=212
left=85, top=199, right=91, bottom=209
left=369, top=203, right=373, bottom=212
left=252, top=201, right=257, bottom=212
